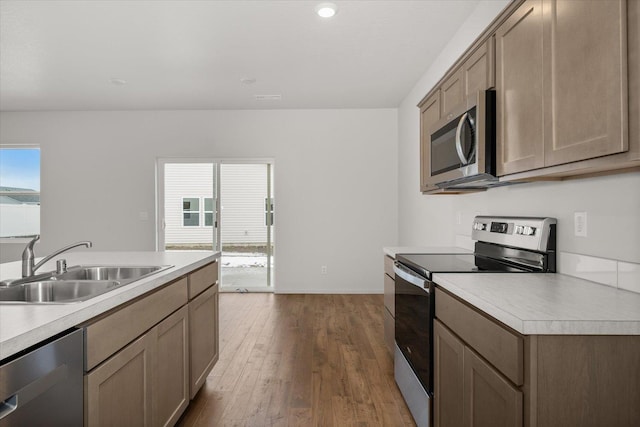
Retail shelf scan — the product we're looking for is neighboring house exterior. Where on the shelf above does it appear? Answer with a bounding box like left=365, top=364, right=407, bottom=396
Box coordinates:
left=0, top=186, right=40, bottom=238
left=164, top=163, right=269, bottom=248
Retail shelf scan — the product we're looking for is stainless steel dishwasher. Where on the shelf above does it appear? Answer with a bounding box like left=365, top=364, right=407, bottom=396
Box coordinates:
left=0, top=328, right=83, bottom=426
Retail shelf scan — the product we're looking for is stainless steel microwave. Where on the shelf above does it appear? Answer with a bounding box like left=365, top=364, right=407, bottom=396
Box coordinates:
left=425, top=90, right=499, bottom=191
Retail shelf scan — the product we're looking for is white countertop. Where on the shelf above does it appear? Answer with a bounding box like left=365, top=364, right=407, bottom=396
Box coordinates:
left=434, top=272, right=640, bottom=335
left=0, top=251, right=218, bottom=360
left=384, top=246, right=471, bottom=258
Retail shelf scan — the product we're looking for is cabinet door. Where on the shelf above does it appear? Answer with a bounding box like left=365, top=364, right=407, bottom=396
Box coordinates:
left=155, top=306, right=189, bottom=427
left=85, top=333, right=155, bottom=427
left=189, top=283, right=219, bottom=398
left=543, top=0, right=628, bottom=167
left=463, top=347, right=522, bottom=427
left=464, top=38, right=495, bottom=100
left=434, top=320, right=464, bottom=427
left=442, top=68, right=465, bottom=117
left=495, top=0, right=545, bottom=176
left=419, top=90, right=441, bottom=191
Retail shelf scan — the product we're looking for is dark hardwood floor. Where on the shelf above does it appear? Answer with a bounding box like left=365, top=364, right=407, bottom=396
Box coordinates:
left=177, top=293, right=416, bottom=426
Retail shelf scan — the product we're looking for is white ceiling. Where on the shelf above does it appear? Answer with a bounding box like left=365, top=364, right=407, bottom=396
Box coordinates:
left=0, top=0, right=482, bottom=111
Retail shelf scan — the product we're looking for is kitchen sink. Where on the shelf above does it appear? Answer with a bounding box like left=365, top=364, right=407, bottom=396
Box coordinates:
left=55, top=265, right=169, bottom=281
left=0, top=280, right=122, bottom=303
left=0, top=265, right=173, bottom=304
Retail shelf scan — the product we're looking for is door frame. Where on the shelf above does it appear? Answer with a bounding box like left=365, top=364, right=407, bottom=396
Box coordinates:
left=156, top=157, right=275, bottom=288
left=156, top=158, right=221, bottom=252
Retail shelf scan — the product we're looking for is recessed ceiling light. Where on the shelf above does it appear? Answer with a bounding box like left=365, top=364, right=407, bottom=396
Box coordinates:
left=316, top=2, right=337, bottom=18
left=109, top=78, right=127, bottom=86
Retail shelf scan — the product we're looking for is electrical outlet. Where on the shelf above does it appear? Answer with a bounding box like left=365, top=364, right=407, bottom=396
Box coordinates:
left=574, top=212, right=587, bottom=237
left=321, top=265, right=328, bottom=274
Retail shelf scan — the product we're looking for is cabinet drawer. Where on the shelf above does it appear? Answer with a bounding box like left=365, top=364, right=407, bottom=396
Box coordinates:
left=435, top=288, right=523, bottom=385
left=383, top=255, right=394, bottom=277
left=188, top=261, right=218, bottom=299
left=85, top=278, right=188, bottom=371
left=383, top=273, right=395, bottom=316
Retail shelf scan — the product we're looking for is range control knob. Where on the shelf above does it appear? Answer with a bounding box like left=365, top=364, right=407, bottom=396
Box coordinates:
left=473, top=222, right=486, bottom=231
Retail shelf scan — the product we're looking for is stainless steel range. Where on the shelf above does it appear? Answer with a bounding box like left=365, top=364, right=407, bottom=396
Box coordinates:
left=393, top=216, right=557, bottom=427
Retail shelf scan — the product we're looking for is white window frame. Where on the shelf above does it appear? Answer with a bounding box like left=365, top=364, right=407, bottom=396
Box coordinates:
left=0, top=144, right=41, bottom=243
left=203, top=197, right=214, bottom=227
left=181, top=196, right=201, bottom=227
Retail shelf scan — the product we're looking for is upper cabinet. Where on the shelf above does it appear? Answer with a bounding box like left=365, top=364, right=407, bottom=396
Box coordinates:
left=495, top=0, right=545, bottom=175
left=419, top=90, right=441, bottom=192
left=418, top=38, right=495, bottom=193
left=496, top=0, right=633, bottom=177
left=418, top=0, right=639, bottom=191
left=441, top=39, right=496, bottom=120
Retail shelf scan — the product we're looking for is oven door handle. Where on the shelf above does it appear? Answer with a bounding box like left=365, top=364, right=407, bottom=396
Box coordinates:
left=394, top=262, right=429, bottom=291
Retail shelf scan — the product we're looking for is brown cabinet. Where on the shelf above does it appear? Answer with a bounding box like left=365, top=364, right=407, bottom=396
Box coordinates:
left=85, top=306, right=189, bottom=427
left=189, top=283, right=219, bottom=398
left=496, top=0, right=629, bottom=176
left=434, top=320, right=464, bottom=427
left=495, top=0, right=545, bottom=176
left=155, top=306, right=190, bottom=427
left=435, top=288, right=640, bottom=427
left=83, top=260, right=220, bottom=427
left=85, top=333, right=155, bottom=427
left=419, top=91, right=442, bottom=192
left=441, top=69, right=464, bottom=118
left=464, top=39, right=495, bottom=102
left=463, top=346, right=522, bottom=427
left=383, top=255, right=395, bottom=354
left=434, top=291, right=523, bottom=427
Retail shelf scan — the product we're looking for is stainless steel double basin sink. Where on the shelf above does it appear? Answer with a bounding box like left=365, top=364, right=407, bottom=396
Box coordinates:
left=0, top=265, right=172, bottom=304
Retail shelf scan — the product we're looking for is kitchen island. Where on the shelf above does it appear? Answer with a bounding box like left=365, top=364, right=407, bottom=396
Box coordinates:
left=0, top=251, right=219, bottom=426
left=0, top=251, right=218, bottom=360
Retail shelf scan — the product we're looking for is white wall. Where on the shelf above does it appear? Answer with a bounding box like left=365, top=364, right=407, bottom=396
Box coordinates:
left=0, top=109, right=398, bottom=293
left=398, top=0, right=640, bottom=265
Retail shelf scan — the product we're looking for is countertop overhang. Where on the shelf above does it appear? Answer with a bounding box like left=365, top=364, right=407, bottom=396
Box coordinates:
left=0, top=251, right=219, bottom=361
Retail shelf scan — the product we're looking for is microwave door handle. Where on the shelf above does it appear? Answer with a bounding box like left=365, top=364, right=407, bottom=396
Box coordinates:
left=455, top=112, right=470, bottom=165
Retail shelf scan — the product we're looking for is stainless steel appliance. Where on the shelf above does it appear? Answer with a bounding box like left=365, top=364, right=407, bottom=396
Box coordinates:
left=0, top=329, right=83, bottom=426
left=425, top=90, right=500, bottom=191
left=394, top=216, right=557, bottom=427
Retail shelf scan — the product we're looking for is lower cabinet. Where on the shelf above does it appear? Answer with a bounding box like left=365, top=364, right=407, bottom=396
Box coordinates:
left=435, top=288, right=640, bottom=426
left=155, top=306, right=190, bottom=427
left=434, top=320, right=464, bottom=427
left=463, top=346, right=522, bottom=427
left=434, top=320, right=522, bottom=427
left=85, top=306, right=189, bottom=427
left=383, top=255, right=395, bottom=354
left=189, top=283, right=219, bottom=398
left=83, top=260, right=220, bottom=427
left=85, top=331, right=155, bottom=427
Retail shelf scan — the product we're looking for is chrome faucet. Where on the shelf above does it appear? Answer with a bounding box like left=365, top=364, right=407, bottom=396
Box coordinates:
left=22, top=235, right=93, bottom=278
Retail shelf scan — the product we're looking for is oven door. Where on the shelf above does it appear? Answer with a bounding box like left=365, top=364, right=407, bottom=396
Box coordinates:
left=394, top=262, right=434, bottom=395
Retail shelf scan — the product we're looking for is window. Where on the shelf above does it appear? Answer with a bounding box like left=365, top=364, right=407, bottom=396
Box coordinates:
left=182, top=197, right=214, bottom=227
left=0, top=147, right=41, bottom=239
left=182, top=197, right=200, bottom=227
left=204, top=198, right=214, bottom=227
